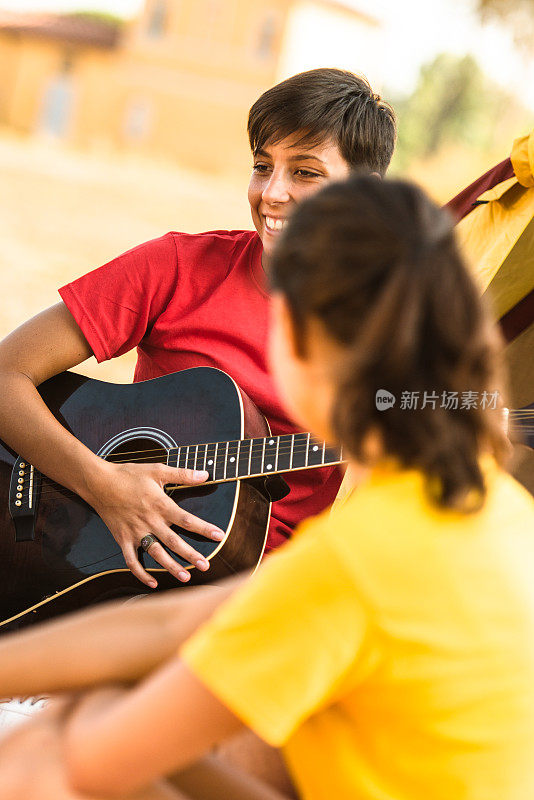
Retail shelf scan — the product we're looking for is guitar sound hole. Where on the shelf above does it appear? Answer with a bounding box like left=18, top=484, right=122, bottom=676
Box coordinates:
left=105, top=438, right=168, bottom=467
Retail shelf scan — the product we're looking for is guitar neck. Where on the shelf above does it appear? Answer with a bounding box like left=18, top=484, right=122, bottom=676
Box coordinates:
left=168, top=434, right=344, bottom=484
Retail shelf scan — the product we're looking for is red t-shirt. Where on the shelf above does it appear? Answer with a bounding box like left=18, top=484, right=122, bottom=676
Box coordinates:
left=59, top=230, right=342, bottom=550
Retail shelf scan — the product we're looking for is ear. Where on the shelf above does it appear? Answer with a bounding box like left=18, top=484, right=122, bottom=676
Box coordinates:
left=370, top=171, right=382, bottom=179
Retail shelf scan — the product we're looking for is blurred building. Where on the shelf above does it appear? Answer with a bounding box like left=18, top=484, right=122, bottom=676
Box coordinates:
left=0, top=0, right=381, bottom=176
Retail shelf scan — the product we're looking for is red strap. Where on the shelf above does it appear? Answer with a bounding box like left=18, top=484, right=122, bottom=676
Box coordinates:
left=444, top=157, right=533, bottom=342
left=499, top=288, right=534, bottom=343
left=444, top=158, right=514, bottom=222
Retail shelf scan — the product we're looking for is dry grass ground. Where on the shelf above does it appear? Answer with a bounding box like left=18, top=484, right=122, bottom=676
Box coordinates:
left=0, top=130, right=252, bottom=382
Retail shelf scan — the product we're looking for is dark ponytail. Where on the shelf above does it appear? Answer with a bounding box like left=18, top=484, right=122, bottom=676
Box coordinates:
left=269, top=175, right=508, bottom=510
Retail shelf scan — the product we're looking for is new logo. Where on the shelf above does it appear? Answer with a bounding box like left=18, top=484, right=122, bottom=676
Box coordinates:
left=375, top=390, right=395, bottom=410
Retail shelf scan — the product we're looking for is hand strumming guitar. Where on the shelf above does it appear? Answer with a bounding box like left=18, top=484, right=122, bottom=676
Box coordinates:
left=83, top=460, right=224, bottom=588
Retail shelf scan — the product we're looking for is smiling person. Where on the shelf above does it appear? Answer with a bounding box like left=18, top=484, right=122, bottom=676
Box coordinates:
left=0, top=68, right=395, bottom=588
left=1, top=175, right=534, bottom=800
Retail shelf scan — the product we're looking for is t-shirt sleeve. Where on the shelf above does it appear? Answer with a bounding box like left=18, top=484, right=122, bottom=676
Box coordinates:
left=180, top=516, right=372, bottom=747
left=59, top=234, right=180, bottom=363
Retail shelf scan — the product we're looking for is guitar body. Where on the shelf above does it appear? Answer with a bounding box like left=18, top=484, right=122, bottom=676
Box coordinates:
left=0, top=368, right=272, bottom=633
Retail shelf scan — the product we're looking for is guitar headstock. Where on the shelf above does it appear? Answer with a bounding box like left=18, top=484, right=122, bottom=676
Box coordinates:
left=508, top=402, right=534, bottom=450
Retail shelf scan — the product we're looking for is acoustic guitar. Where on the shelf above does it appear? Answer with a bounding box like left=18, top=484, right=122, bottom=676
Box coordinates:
left=0, top=367, right=343, bottom=633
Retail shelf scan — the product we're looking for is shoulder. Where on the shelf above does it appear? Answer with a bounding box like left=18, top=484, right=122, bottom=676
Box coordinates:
left=167, top=229, right=259, bottom=259
left=114, top=230, right=259, bottom=269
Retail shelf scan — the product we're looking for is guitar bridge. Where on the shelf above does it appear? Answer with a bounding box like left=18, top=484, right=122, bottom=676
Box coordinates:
left=9, top=457, right=39, bottom=541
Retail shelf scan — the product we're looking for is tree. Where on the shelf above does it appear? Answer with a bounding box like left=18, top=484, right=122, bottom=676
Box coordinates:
left=67, top=11, right=125, bottom=28
left=391, top=52, right=533, bottom=171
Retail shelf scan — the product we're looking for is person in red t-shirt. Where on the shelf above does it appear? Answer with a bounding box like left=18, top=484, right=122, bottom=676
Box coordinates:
left=0, top=68, right=396, bottom=589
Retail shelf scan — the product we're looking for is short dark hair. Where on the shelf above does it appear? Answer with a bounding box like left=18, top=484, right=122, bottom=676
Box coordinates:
left=248, top=68, right=396, bottom=176
left=270, top=175, right=508, bottom=510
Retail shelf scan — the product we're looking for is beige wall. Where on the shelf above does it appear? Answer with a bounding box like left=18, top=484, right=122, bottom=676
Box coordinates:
left=0, top=33, right=22, bottom=125
left=0, top=0, right=379, bottom=177
left=111, top=0, right=293, bottom=176
left=0, top=35, right=65, bottom=130
left=0, top=32, right=116, bottom=144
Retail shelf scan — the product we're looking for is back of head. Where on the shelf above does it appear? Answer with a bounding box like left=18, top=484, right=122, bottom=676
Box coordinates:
left=270, top=175, right=508, bottom=509
left=248, top=68, right=396, bottom=176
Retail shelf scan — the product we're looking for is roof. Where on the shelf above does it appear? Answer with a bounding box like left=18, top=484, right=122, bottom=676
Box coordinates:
left=0, top=11, right=121, bottom=48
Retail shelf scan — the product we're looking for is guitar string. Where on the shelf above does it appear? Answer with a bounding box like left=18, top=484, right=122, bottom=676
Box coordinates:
left=17, top=414, right=531, bottom=491
left=17, top=419, right=532, bottom=502
left=15, top=439, right=330, bottom=464
left=32, top=461, right=344, bottom=500
left=15, top=416, right=533, bottom=502
left=14, top=408, right=533, bottom=464
left=23, top=447, right=345, bottom=501
left=21, top=436, right=529, bottom=504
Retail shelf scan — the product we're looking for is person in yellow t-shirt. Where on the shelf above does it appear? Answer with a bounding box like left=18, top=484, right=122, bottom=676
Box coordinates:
left=0, top=175, right=534, bottom=800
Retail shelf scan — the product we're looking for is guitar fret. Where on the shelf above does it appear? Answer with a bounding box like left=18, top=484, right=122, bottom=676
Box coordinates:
left=213, top=442, right=219, bottom=480
left=307, top=436, right=324, bottom=467
left=238, top=439, right=251, bottom=478
left=263, top=436, right=278, bottom=473
left=276, top=434, right=293, bottom=471
left=322, top=440, right=325, bottom=464
left=290, top=434, right=294, bottom=469
left=324, top=443, right=342, bottom=465
left=275, top=437, right=279, bottom=471
left=193, top=444, right=199, bottom=471
left=215, top=442, right=226, bottom=481
left=249, top=438, right=264, bottom=476
left=202, top=444, right=208, bottom=472
left=224, top=441, right=229, bottom=479
left=226, top=440, right=239, bottom=479
left=261, top=438, right=266, bottom=473
left=205, top=442, right=217, bottom=481
left=291, top=433, right=309, bottom=469
left=168, top=447, right=178, bottom=468
left=305, top=432, right=310, bottom=467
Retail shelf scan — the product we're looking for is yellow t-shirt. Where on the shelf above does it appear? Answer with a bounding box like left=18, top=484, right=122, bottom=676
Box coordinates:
left=181, top=461, right=534, bottom=800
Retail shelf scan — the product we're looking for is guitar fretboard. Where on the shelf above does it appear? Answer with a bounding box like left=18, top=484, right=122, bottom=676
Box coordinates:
left=168, top=434, right=343, bottom=483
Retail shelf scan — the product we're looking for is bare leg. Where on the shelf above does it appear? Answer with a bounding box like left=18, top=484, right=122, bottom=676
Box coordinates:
left=213, top=729, right=298, bottom=797
left=121, top=785, right=187, bottom=800
left=168, top=752, right=296, bottom=800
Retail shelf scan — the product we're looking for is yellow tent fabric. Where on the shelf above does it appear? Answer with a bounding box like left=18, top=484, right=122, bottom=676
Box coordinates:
left=456, top=130, right=534, bottom=320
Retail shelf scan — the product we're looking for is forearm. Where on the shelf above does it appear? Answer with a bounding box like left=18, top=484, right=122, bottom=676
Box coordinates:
left=64, top=658, right=243, bottom=797
left=0, top=580, right=238, bottom=696
left=0, top=370, right=105, bottom=500
left=0, top=303, right=101, bottom=501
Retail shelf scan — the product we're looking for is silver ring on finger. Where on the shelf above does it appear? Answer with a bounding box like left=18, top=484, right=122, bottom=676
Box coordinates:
left=140, top=534, right=158, bottom=553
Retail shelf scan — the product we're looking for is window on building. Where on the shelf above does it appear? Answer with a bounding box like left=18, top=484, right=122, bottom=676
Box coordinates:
left=204, top=0, right=224, bottom=42
left=147, top=0, right=168, bottom=38
left=38, top=54, right=76, bottom=139
left=123, top=98, right=153, bottom=143
left=61, top=53, right=74, bottom=74
left=255, top=12, right=279, bottom=60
